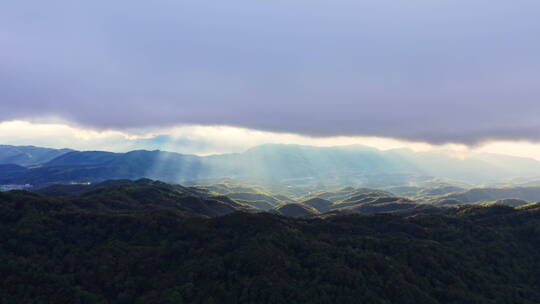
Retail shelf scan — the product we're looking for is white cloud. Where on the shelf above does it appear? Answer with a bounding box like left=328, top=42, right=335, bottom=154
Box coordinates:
left=2, top=120, right=540, bottom=161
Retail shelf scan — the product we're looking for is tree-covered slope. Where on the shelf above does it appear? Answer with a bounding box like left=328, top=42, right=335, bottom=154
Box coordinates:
left=301, top=197, right=333, bottom=213
left=1, top=188, right=540, bottom=303
left=21, top=179, right=252, bottom=217
left=432, top=186, right=540, bottom=205
left=274, top=203, right=320, bottom=217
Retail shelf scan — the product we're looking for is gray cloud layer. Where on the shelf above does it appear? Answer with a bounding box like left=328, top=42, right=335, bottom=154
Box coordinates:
left=2, top=0, right=540, bottom=144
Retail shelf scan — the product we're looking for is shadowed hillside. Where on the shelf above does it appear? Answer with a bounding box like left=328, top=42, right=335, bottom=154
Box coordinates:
left=33, top=179, right=255, bottom=217
left=301, top=197, right=333, bottom=213
left=1, top=186, right=540, bottom=303
left=274, top=203, right=320, bottom=217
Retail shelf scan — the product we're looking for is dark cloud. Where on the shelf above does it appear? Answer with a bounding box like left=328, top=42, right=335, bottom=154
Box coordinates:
left=1, top=0, right=540, bottom=144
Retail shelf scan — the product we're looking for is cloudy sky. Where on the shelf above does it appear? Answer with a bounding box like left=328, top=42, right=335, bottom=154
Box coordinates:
left=2, top=1, right=540, bottom=157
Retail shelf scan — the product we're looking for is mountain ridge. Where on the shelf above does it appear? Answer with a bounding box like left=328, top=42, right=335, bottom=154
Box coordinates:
left=2, top=144, right=540, bottom=187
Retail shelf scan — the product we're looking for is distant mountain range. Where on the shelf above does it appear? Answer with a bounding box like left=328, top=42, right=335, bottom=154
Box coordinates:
left=2, top=144, right=540, bottom=187
left=0, top=145, right=73, bottom=166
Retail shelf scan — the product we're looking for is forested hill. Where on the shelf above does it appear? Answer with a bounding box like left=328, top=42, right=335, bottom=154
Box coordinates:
left=1, top=187, right=540, bottom=303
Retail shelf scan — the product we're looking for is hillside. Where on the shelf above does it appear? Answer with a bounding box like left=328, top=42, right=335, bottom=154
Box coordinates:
left=1, top=187, right=540, bottom=303
left=31, top=180, right=444, bottom=217
left=304, top=187, right=393, bottom=203
left=0, top=164, right=28, bottom=178
left=301, top=197, right=333, bottom=213
left=481, top=198, right=530, bottom=207
left=274, top=203, right=320, bottom=217
left=0, top=145, right=73, bottom=166
left=32, top=180, right=540, bottom=218
left=28, top=179, right=253, bottom=217
left=300, top=190, right=445, bottom=216
left=431, top=186, right=540, bottom=205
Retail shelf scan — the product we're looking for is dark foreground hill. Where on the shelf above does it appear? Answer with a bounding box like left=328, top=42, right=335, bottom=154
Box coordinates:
left=33, top=179, right=256, bottom=216
left=274, top=203, right=320, bottom=217
left=1, top=186, right=540, bottom=303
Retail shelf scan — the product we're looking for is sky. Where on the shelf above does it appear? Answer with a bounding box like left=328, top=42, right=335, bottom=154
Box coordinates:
left=1, top=1, right=540, bottom=157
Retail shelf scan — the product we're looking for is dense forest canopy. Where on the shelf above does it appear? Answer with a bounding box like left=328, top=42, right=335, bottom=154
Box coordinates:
left=1, top=181, right=540, bottom=303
